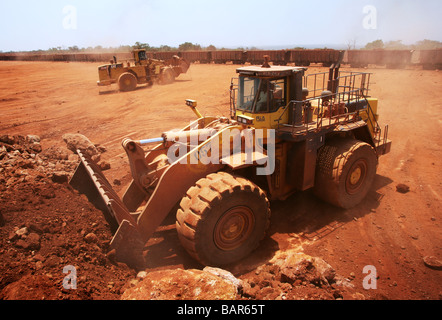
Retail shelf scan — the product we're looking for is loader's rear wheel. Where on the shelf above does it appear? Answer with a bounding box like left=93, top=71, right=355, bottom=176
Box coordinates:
left=176, top=172, right=270, bottom=266
left=160, top=67, right=175, bottom=85
left=314, top=139, right=378, bottom=209
left=118, top=72, right=137, bottom=92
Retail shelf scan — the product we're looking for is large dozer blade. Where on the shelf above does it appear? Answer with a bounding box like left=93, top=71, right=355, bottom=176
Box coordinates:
left=69, top=149, right=146, bottom=270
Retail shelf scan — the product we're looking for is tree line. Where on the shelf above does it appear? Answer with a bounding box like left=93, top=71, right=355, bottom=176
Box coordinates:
left=3, top=39, right=441, bottom=54
left=363, top=39, right=442, bottom=50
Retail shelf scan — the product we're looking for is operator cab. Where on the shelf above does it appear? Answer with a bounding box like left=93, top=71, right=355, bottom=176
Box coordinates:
left=133, top=49, right=148, bottom=65
left=232, top=64, right=306, bottom=129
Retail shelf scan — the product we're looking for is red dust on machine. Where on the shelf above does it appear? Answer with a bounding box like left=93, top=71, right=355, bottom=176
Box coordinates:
left=97, top=49, right=190, bottom=92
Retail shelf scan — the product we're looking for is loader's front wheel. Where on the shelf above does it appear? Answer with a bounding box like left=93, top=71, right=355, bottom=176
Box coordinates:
left=314, top=139, right=378, bottom=209
left=160, top=67, right=175, bottom=85
left=176, top=172, right=270, bottom=266
left=118, top=72, right=137, bottom=92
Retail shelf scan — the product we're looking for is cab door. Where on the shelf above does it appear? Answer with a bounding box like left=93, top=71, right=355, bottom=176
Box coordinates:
left=269, top=78, right=289, bottom=128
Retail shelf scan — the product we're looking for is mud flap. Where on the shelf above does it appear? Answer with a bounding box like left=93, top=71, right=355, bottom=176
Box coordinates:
left=69, top=149, right=146, bottom=269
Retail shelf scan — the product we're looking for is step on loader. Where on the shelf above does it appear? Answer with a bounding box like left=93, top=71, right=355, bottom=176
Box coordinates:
left=70, top=55, right=391, bottom=269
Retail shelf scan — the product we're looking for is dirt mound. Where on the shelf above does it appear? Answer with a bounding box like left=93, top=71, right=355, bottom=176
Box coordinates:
left=0, top=135, right=135, bottom=300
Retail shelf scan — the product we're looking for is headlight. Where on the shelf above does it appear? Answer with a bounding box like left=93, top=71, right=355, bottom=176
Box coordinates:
left=186, top=99, right=197, bottom=107
left=237, top=115, right=254, bottom=126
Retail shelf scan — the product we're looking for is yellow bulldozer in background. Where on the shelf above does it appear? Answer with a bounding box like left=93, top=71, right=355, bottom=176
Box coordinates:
left=97, top=49, right=190, bottom=92
left=71, top=54, right=391, bottom=269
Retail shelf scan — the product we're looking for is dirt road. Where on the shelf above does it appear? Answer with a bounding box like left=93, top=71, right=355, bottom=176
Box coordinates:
left=0, top=61, right=440, bottom=300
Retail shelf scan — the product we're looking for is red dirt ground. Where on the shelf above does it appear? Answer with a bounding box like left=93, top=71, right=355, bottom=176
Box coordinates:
left=0, top=61, right=441, bottom=300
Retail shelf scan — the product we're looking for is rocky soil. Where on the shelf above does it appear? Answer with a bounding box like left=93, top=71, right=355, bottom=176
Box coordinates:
left=0, top=134, right=136, bottom=299
left=0, top=134, right=370, bottom=300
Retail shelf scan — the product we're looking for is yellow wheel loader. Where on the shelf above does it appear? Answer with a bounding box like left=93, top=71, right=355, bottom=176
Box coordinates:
left=97, top=49, right=190, bottom=92
left=71, top=54, right=391, bottom=269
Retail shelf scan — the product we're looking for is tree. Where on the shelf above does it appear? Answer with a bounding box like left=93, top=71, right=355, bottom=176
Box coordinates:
left=68, top=46, right=79, bottom=52
left=158, top=45, right=173, bottom=52
left=133, top=42, right=151, bottom=50
left=178, top=42, right=202, bottom=51
left=413, top=39, right=442, bottom=50
left=364, top=39, right=384, bottom=50
left=347, top=38, right=357, bottom=50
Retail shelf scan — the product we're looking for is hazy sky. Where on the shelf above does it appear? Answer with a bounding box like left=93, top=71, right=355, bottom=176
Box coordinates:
left=1, top=0, right=442, bottom=51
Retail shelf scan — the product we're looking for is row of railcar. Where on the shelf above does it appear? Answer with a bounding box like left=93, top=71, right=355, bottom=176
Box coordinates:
left=1, top=49, right=441, bottom=69
left=0, top=52, right=133, bottom=62
left=174, top=49, right=341, bottom=66
left=176, top=49, right=442, bottom=69
left=346, top=49, right=442, bottom=69
left=0, top=49, right=341, bottom=66
left=150, top=49, right=442, bottom=69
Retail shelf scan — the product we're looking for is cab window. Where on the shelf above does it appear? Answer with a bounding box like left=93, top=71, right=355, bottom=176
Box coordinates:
left=237, top=76, right=286, bottom=113
left=270, top=79, right=286, bottom=112
left=237, top=77, right=259, bottom=112
left=138, top=51, right=147, bottom=61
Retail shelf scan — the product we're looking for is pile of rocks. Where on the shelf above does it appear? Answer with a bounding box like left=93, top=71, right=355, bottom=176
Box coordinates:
left=0, top=134, right=77, bottom=190
left=0, top=133, right=110, bottom=192
left=0, top=134, right=135, bottom=300
left=240, top=250, right=359, bottom=300
left=121, top=250, right=365, bottom=300
left=62, top=133, right=110, bottom=171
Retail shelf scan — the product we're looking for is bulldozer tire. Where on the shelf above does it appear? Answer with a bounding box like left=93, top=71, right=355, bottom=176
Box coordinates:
left=118, top=72, right=137, bottom=92
left=313, top=139, right=378, bottom=209
left=160, top=67, right=175, bottom=85
left=176, top=172, right=270, bottom=266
